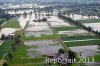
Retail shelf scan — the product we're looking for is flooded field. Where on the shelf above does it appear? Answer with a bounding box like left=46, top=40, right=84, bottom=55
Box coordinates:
left=25, top=31, right=53, bottom=37
left=84, top=23, right=100, bottom=32
left=48, top=16, right=72, bottom=27
left=58, top=29, right=89, bottom=36
left=69, top=45, right=100, bottom=57
left=24, top=40, right=62, bottom=57
left=0, top=28, right=19, bottom=37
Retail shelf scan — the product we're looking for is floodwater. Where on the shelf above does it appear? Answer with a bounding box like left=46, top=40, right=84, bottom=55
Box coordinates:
left=69, top=45, right=100, bottom=57
left=25, top=30, right=53, bottom=37
left=24, top=40, right=62, bottom=57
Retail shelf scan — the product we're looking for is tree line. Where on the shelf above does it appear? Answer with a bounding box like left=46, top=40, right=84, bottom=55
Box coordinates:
left=58, top=13, right=100, bottom=36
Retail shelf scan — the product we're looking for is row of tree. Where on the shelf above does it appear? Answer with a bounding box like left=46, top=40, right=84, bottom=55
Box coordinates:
left=63, top=11, right=100, bottom=19
left=58, top=13, right=100, bottom=36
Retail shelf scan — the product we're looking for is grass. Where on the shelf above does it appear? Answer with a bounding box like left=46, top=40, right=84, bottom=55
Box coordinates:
left=0, top=40, right=15, bottom=59
left=60, top=34, right=100, bottom=41
left=93, top=54, right=100, bottom=62
left=64, top=40, right=100, bottom=47
left=8, top=43, right=46, bottom=66
left=0, top=39, right=44, bottom=66
left=54, top=26, right=81, bottom=31
left=14, top=30, right=23, bottom=35
left=3, top=18, right=20, bottom=28
left=77, top=19, right=100, bottom=23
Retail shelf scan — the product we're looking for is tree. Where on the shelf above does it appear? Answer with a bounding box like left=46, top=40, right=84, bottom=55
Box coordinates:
left=88, top=13, right=91, bottom=19
left=42, top=18, right=47, bottom=21
left=15, top=38, right=20, bottom=45
left=72, top=13, right=74, bottom=19
left=98, top=32, right=100, bottom=36
left=7, top=52, right=13, bottom=60
left=93, top=13, right=95, bottom=19
left=98, top=13, right=100, bottom=19
left=23, top=12, right=27, bottom=18
left=1, top=34, right=6, bottom=40
left=82, top=13, right=84, bottom=19
left=11, top=43, right=16, bottom=51
left=68, top=50, right=76, bottom=59
left=3, top=62, right=8, bottom=66
left=45, top=6, right=53, bottom=17
left=67, top=13, right=70, bottom=17
left=34, top=10, right=37, bottom=19
left=0, top=8, right=5, bottom=15
left=29, top=11, right=32, bottom=16
left=58, top=48, right=65, bottom=54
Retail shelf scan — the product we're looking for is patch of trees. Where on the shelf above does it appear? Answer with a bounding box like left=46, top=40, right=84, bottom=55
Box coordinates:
left=0, top=34, right=17, bottom=40
left=0, top=14, right=14, bottom=20
left=33, top=18, right=47, bottom=22
left=23, top=11, right=27, bottom=18
left=0, top=8, right=15, bottom=20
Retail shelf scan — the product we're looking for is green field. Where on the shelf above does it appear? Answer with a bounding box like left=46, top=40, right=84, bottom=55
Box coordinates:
left=53, top=24, right=100, bottom=47
left=60, top=35, right=100, bottom=41
left=64, top=40, right=100, bottom=47
left=54, top=26, right=81, bottom=31
left=21, top=34, right=57, bottom=41
left=93, top=54, right=100, bottom=62
left=8, top=44, right=45, bottom=66
left=77, top=19, right=100, bottom=23
left=0, top=40, right=47, bottom=66
left=0, top=40, right=14, bottom=59
left=3, top=18, right=20, bottom=28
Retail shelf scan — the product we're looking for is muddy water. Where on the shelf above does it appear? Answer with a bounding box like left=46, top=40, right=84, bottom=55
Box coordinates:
left=24, top=40, right=62, bottom=57
left=84, top=23, right=100, bottom=32
left=0, top=28, right=19, bottom=37
left=69, top=45, right=100, bottom=57
left=25, top=30, right=53, bottom=37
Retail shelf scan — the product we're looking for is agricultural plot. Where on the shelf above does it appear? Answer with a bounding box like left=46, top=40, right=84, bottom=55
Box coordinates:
left=7, top=13, right=61, bottom=66
left=69, top=45, right=100, bottom=57
left=0, top=8, right=100, bottom=66
left=52, top=15, right=100, bottom=64
left=0, top=28, right=19, bottom=37
left=69, top=14, right=100, bottom=32
left=21, top=13, right=57, bottom=41
left=0, top=16, right=29, bottom=37
left=83, top=23, right=100, bottom=32
left=60, top=35, right=100, bottom=41
left=18, top=15, right=30, bottom=29
left=54, top=26, right=81, bottom=31
left=0, top=40, right=14, bottom=59
left=58, top=14, right=100, bottom=65
left=48, top=16, right=72, bottom=27
left=3, top=18, right=20, bottom=28
left=52, top=15, right=100, bottom=47
left=8, top=41, right=46, bottom=66
left=24, top=40, right=62, bottom=56
left=58, top=29, right=89, bottom=36
left=21, top=33, right=57, bottom=41
left=77, top=19, right=100, bottom=23
left=59, top=32, right=100, bottom=47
